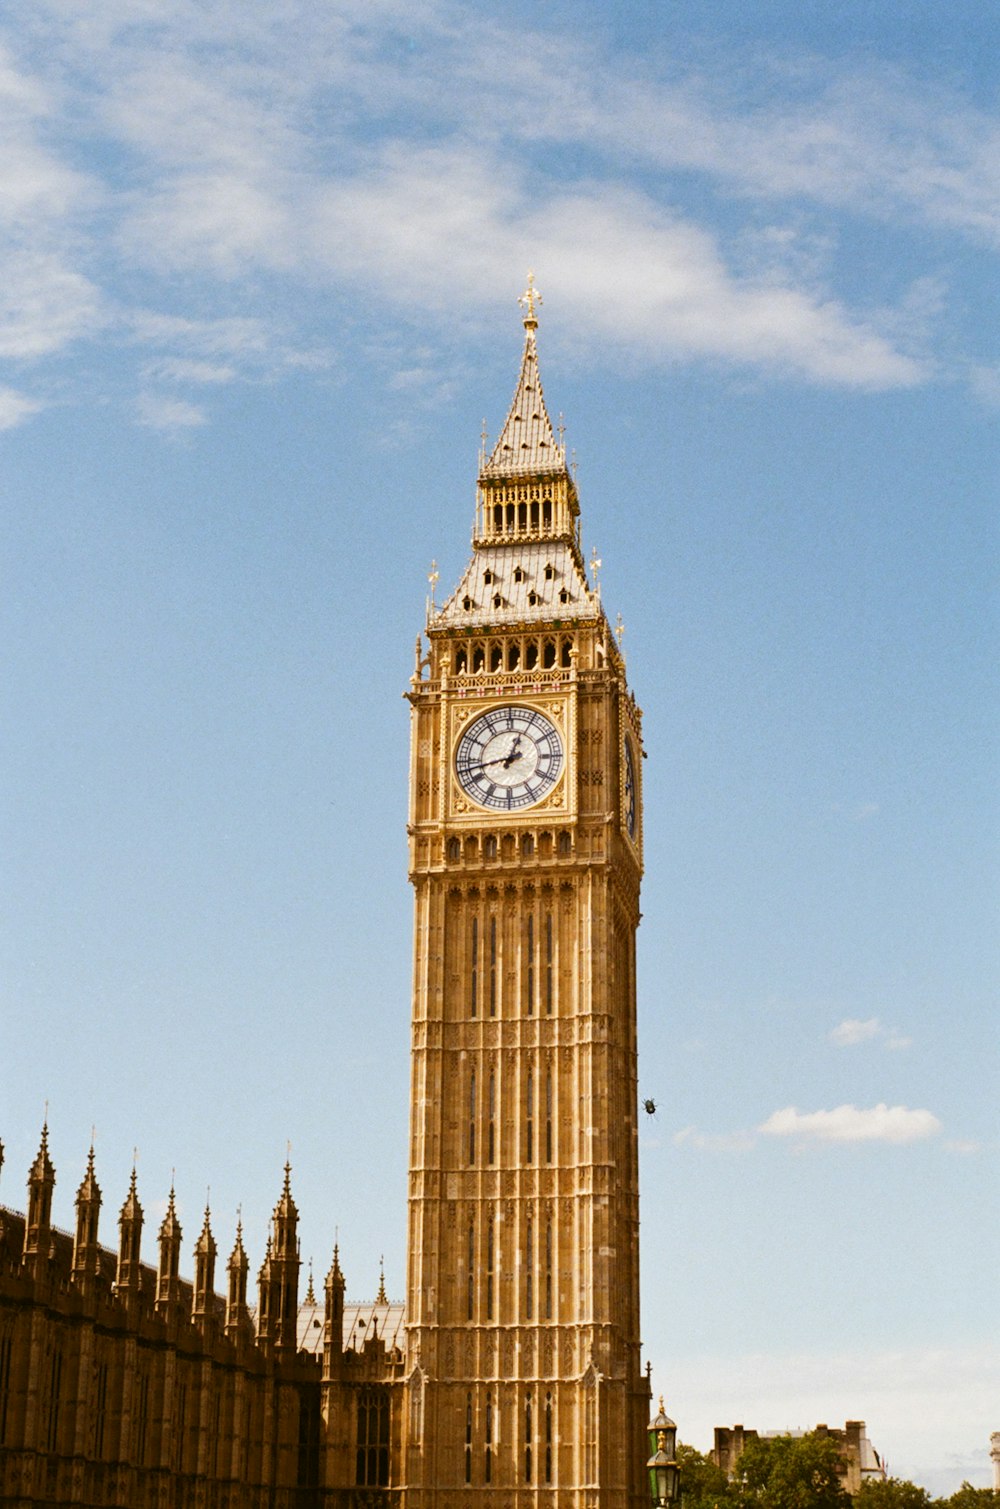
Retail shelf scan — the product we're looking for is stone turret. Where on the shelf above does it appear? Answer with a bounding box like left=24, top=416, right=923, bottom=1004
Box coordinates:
left=192, top=1203, right=217, bottom=1328
left=116, top=1165, right=143, bottom=1299
left=269, top=1162, right=300, bottom=1355
left=323, top=1243, right=346, bottom=1370
left=23, top=1122, right=55, bottom=1273
left=156, top=1185, right=183, bottom=1314
left=72, top=1143, right=102, bottom=1287
left=226, top=1218, right=251, bottom=1341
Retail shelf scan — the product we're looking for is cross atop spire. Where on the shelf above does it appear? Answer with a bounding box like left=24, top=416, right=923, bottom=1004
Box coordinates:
left=518, top=270, right=542, bottom=329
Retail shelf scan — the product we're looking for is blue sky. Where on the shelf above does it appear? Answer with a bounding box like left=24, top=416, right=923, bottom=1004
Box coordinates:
left=1, top=0, right=997, bottom=1491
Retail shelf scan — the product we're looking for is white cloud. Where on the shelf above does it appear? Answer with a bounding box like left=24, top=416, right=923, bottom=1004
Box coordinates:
left=829, top=1017, right=880, bottom=1047
left=0, top=385, right=43, bottom=428
left=759, top=1103, right=941, bottom=1145
left=136, top=391, right=207, bottom=430
left=0, top=0, right=993, bottom=398
left=141, top=357, right=236, bottom=384
left=829, top=1017, right=912, bottom=1050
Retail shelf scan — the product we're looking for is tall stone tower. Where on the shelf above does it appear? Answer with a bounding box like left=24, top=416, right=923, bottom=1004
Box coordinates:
left=402, top=282, right=649, bottom=1509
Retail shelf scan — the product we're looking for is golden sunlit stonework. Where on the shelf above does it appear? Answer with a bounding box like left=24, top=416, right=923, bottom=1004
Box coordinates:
left=403, top=286, right=648, bottom=1509
left=0, top=291, right=649, bottom=1508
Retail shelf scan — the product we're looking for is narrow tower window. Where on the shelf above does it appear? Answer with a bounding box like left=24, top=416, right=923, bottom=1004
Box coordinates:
left=525, top=639, right=538, bottom=668
left=488, top=1072, right=496, bottom=1165
left=526, top=1070, right=534, bottom=1163
left=470, top=917, right=478, bottom=1017
left=545, top=914, right=554, bottom=1014
left=525, top=1393, right=533, bottom=1483
left=468, top=1070, right=476, bottom=1165
left=545, top=1393, right=553, bottom=1483
left=486, top=1218, right=495, bottom=1319
left=489, top=917, right=497, bottom=1017
left=465, top=1393, right=473, bottom=1483
left=525, top=1217, right=534, bottom=1319
left=485, top=1393, right=493, bottom=1483
left=455, top=648, right=468, bottom=674
left=545, top=1221, right=553, bottom=1319
left=467, top=1225, right=475, bottom=1321
left=545, top=1070, right=553, bottom=1164
left=490, top=644, right=503, bottom=671
left=526, top=914, right=535, bottom=1015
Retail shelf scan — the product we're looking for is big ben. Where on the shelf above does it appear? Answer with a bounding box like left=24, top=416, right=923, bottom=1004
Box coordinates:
left=403, top=281, right=649, bottom=1509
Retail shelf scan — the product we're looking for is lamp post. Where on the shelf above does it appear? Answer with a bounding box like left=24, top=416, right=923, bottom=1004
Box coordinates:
left=647, top=1397, right=681, bottom=1508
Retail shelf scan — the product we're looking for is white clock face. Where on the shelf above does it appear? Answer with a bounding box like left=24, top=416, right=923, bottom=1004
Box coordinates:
left=456, top=706, right=563, bottom=811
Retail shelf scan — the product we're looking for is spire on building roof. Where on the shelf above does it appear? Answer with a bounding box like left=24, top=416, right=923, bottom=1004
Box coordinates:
left=29, top=1120, right=55, bottom=1186
left=480, top=273, right=567, bottom=482
left=76, top=1142, right=101, bottom=1206
left=376, top=1254, right=388, bottom=1306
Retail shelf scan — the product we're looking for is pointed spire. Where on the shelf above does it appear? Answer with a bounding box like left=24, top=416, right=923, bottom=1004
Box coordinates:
left=304, top=1258, right=316, bottom=1306
left=116, top=1160, right=144, bottom=1297
left=156, top=1182, right=184, bottom=1314
left=226, top=1214, right=251, bottom=1340
left=323, top=1242, right=346, bottom=1367
left=376, top=1254, right=388, bottom=1306
left=193, top=1200, right=217, bottom=1324
left=72, top=1140, right=102, bottom=1283
left=24, top=1119, right=56, bottom=1263
left=481, top=280, right=566, bottom=481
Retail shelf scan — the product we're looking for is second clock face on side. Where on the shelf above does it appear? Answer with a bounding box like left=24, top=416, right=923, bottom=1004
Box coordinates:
left=623, top=735, right=637, bottom=839
left=455, top=706, right=563, bottom=811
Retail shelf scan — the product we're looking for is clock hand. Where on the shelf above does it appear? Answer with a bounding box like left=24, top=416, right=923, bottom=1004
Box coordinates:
left=502, top=736, right=524, bottom=768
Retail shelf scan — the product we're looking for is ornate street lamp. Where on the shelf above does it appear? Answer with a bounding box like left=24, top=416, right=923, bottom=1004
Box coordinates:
left=647, top=1397, right=681, bottom=1507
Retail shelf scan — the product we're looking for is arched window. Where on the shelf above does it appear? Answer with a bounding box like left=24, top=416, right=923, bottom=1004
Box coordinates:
left=545, top=1070, right=553, bottom=1163
left=522, top=833, right=535, bottom=858
left=507, top=642, right=520, bottom=670
left=490, top=644, right=503, bottom=671
left=525, top=640, right=539, bottom=669
left=485, top=1393, right=493, bottom=1483
left=484, top=835, right=498, bottom=860
left=560, top=637, right=572, bottom=668
left=468, top=1070, right=476, bottom=1165
left=545, top=1393, right=553, bottom=1483
left=542, top=639, right=556, bottom=669
left=544, top=1221, right=553, bottom=1318
left=455, top=648, right=468, bottom=674
left=447, top=837, right=461, bottom=862
left=525, top=1216, right=534, bottom=1318
left=525, top=1393, right=533, bottom=1483
left=557, top=831, right=571, bottom=856
left=473, top=645, right=485, bottom=673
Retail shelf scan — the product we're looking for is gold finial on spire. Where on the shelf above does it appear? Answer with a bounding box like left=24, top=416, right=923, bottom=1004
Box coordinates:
left=428, top=559, right=439, bottom=607
left=518, top=271, right=542, bottom=328
left=590, top=546, right=602, bottom=596
left=615, top=612, right=625, bottom=649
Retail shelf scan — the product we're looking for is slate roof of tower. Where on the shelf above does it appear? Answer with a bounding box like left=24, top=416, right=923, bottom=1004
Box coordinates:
left=480, top=329, right=567, bottom=479
left=434, top=539, right=600, bottom=630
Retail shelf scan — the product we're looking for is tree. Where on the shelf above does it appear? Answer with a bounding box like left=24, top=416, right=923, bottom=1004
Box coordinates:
left=936, top=1485, right=996, bottom=1509
left=677, top=1443, right=738, bottom=1509
left=733, top=1433, right=852, bottom=1509
left=856, top=1478, right=934, bottom=1509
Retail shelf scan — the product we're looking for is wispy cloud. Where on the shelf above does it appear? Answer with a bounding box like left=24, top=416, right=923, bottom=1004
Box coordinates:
left=759, top=1103, right=941, bottom=1145
left=829, top=1017, right=912, bottom=1050
left=0, top=384, right=43, bottom=429
left=136, top=391, right=207, bottom=430
left=0, top=0, right=994, bottom=415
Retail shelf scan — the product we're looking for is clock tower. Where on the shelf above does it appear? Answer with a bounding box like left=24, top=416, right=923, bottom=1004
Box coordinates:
left=403, top=282, right=648, bottom=1509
